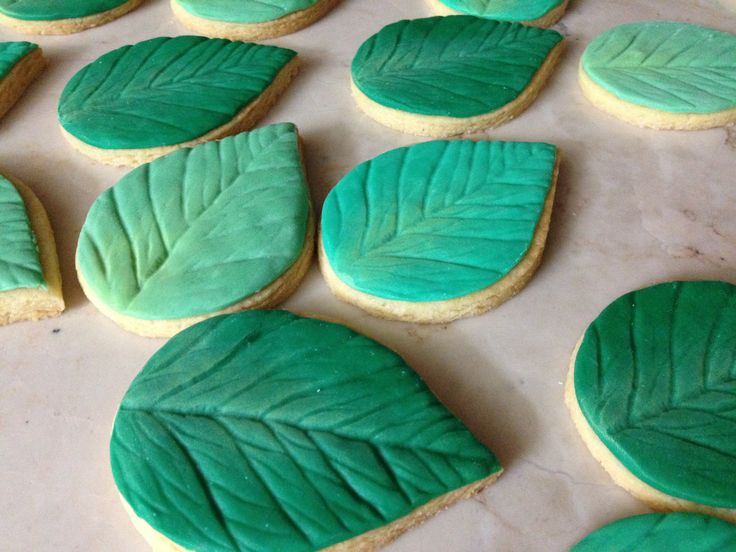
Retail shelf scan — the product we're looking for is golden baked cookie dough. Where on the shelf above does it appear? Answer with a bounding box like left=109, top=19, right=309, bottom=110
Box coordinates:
left=170, top=0, right=341, bottom=40
left=0, top=43, right=46, bottom=121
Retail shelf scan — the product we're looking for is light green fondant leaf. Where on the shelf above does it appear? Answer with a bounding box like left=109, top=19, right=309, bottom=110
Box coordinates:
left=573, top=512, right=736, bottom=552
left=111, top=311, right=501, bottom=551
left=58, top=36, right=297, bottom=149
left=0, top=0, right=128, bottom=20
left=582, top=21, right=736, bottom=113
left=76, top=123, right=310, bottom=320
left=438, top=0, right=563, bottom=21
left=174, top=0, right=319, bottom=23
left=351, top=16, right=563, bottom=117
left=0, top=175, right=45, bottom=293
left=0, top=41, right=36, bottom=78
left=321, top=140, right=557, bottom=302
left=575, top=281, right=736, bottom=508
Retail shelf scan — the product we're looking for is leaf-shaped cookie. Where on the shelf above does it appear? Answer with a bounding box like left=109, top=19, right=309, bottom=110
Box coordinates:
left=0, top=173, right=64, bottom=325
left=0, top=0, right=143, bottom=34
left=111, top=310, right=502, bottom=551
left=58, top=36, right=298, bottom=165
left=320, top=140, right=559, bottom=323
left=351, top=16, right=564, bottom=137
left=572, top=513, right=736, bottom=552
left=0, top=41, right=45, bottom=120
left=568, top=281, right=736, bottom=520
left=76, top=123, right=312, bottom=338
left=580, top=21, right=736, bottom=129
left=171, top=0, right=341, bottom=40
left=431, top=0, right=568, bottom=27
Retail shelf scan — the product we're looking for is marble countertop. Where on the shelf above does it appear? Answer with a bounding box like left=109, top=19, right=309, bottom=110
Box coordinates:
left=1, top=1, right=735, bottom=550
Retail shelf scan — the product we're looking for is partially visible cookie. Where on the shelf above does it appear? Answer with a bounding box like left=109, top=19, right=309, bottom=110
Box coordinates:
left=58, top=36, right=299, bottom=166
left=0, top=172, right=64, bottom=326
left=0, top=41, right=46, bottom=121
left=171, top=0, right=341, bottom=40
left=319, top=140, right=559, bottom=323
left=76, top=124, right=313, bottom=338
left=351, top=16, right=564, bottom=137
left=566, top=281, right=736, bottom=523
left=0, top=0, right=143, bottom=35
left=429, top=0, right=568, bottom=27
left=110, top=310, right=503, bottom=551
left=580, top=21, right=736, bottom=130
left=573, top=513, right=736, bottom=552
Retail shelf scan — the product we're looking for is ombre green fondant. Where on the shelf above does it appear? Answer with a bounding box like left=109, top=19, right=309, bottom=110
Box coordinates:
left=573, top=513, right=736, bottom=552
left=174, top=0, right=319, bottom=23
left=438, top=0, right=563, bottom=21
left=575, top=281, right=736, bottom=508
left=0, top=41, right=36, bottom=78
left=111, top=310, right=502, bottom=551
left=0, top=175, right=45, bottom=292
left=0, top=0, right=129, bottom=20
left=58, top=36, right=297, bottom=149
left=321, top=140, right=557, bottom=302
left=351, top=16, right=563, bottom=118
left=582, top=21, right=736, bottom=113
left=77, top=124, right=309, bottom=320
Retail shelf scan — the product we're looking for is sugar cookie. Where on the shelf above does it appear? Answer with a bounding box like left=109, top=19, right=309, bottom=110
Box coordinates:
left=0, top=41, right=46, bottom=120
left=429, top=0, right=568, bottom=28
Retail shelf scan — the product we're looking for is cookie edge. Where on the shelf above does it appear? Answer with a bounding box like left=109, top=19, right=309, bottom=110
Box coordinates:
left=427, top=0, right=569, bottom=28
left=0, top=46, right=46, bottom=120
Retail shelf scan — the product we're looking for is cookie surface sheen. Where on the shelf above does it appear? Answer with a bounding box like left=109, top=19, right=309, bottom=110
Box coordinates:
left=0, top=174, right=45, bottom=292
left=77, top=124, right=310, bottom=320
left=321, top=140, right=557, bottom=302
left=174, top=0, right=320, bottom=23
left=111, top=310, right=502, bottom=551
left=437, top=0, right=563, bottom=21
left=582, top=21, right=736, bottom=113
left=572, top=512, right=736, bottom=552
left=58, top=36, right=297, bottom=150
left=351, top=16, right=563, bottom=118
left=574, top=281, right=736, bottom=508
left=0, top=0, right=129, bottom=19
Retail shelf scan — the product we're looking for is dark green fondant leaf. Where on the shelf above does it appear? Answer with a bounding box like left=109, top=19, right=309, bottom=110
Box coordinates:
left=575, top=281, right=736, bottom=508
left=111, top=311, right=501, bottom=551
left=573, top=512, right=736, bottom=552
left=76, top=123, right=310, bottom=320
left=351, top=16, right=563, bottom=117
left=58, top=36, right=296, bottom=149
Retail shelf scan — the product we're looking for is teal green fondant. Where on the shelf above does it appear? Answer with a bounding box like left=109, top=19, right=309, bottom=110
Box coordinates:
left=77, top=124, right=309, bottom=320
left=58, top=36, right=297, bottom=149
left=351, top=16, right=563, bottom=118
left=438, top=0, right=563, bottom=21
left=582, top=21, right=736, bottom=113
left=575, top=281, right=736, bottom=508
left=0, top=175, right=45, bottom=292
left=175, top=0, right=319, bottom=23
left=573, top=513, right=736, bottom=552
left=321, top=140, right=557, bottom=302
left=0, top=41, right=36, bottom=79
left=110, top=310, right=502, bottom=551
left=0, top=0, right=128, bottom=20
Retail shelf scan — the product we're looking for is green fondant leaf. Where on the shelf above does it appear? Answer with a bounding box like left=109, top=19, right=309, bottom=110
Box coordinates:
left=575, top=281, right=736, bottom=508
left=58, top=36, right=297, bottom=149
left=351, top=16, right=563, bottom=117
left=111, top=311, right=501, bottom=551
left=76, top=124, right=310, bottom=320
left=582, top=21, right=736, bottom=113
left=175, top=0, right=319, bottom=23
left=321, top=140, right=557, bottom=302
left=0, top=41, right=36, bottom=78
left=573, top=513, right=736, bottom=552
left=0, top=0, right=129, bottom=20
left=0, top=175, right=45, bottom=293
left=438, top=0, right=563, bottom=21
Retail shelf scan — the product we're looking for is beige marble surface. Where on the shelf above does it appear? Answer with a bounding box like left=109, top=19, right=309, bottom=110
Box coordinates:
left=1, top=1, right=735, bottom=550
